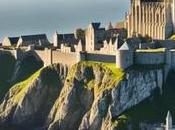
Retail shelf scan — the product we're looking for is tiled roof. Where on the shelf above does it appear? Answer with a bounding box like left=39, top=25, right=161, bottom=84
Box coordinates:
left=8, top=37, right=19, bottom=44
left=21, top=34, right=48, bottom=42
left=91, top=22, right=101, bottom=30
left=57, top=33, right=78, bottom=46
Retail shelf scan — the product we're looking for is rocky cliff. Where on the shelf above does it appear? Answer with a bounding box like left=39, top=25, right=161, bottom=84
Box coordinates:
left=0, top=61, right=165, bottom=130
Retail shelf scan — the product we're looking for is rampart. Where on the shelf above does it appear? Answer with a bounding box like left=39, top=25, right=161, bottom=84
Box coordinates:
left=84, top=53, right=115, bottom=63
left=135, top=52, right=165, bottom=65
left=2, top=48, right=175, bottom=75
left=52, top=51, right=78, bottom=66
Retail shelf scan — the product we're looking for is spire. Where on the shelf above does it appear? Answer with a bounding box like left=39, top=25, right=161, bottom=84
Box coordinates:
left=166, top=111, right=173, bottom=130
left=53, top=31, right=59, bottom=47
left=108, top=22, right=113, bottom=30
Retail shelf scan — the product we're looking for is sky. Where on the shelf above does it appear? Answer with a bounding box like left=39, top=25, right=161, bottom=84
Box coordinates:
left=0, top=0, right=129, bottom=41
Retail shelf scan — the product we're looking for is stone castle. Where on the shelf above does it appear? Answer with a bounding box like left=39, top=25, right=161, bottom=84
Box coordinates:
left=1, top=0, right=175, bottom=80
left=125, top=0, right=175, bottom=40
left=1, top=1, right=175, bottom=129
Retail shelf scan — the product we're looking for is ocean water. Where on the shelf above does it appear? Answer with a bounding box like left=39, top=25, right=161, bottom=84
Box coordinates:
left=0, top=0, right=129, bottom=42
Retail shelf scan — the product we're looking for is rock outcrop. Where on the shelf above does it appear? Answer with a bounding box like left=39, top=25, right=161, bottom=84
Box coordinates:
left=0, top=64, right=67, bottom=129
left=0, top=62, right=164, bottom=130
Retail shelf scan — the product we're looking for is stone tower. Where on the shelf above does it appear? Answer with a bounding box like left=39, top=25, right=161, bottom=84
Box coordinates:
left=166, top=111, right=173, bottom=130
left=53, top=31, right=59, bottom=48
left=85, top=23, right=100, bottom=52
left=125, top=0, right=175, bottom=40
left=116, top=42, right=133, bottom=69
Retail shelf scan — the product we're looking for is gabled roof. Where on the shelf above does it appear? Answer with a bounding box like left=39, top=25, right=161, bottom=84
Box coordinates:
left=8, top=37, right=19, bottom=44
left=20, top=34, right=48, bottom=41
left=57, top=33, right=78, bottom=46
left=119, top=42, right=132, bottom=50
left=91, top=22, right=101, bottom=30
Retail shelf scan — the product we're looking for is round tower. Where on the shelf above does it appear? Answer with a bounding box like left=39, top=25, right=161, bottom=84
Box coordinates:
left=116, top=42, right=134, bottom=69
left=53, top=31, right=59, bottom=48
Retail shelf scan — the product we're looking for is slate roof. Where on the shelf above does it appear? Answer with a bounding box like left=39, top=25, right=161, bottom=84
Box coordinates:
left=8, top=37, right=19, bottom=45
left=20, top=34, right=48, bottom=42
left=57, top=33, right=78, bottom=46
left=91, top=22, right=101, bottom=30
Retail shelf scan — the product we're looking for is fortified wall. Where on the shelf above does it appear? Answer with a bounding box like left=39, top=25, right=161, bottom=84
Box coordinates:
left=1, top=48, right=175, bottom=79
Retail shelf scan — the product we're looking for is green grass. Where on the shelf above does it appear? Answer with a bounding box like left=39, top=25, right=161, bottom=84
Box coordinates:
left=12, top=68, right=43, bottom=103
left=136, top=48, right=165, bottom=53
left=81, top=61, right=124, bottom=83
left=169, top=34, right=175, bottom=40
left=68, top=61, right=125, bottom=96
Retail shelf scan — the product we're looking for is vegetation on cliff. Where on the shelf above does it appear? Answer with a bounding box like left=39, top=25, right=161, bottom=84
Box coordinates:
left=66, top=61, right=124, bottom=96
left=0, top=61, right=167, bottom=130
left=0, top=54, right=43, bottom=102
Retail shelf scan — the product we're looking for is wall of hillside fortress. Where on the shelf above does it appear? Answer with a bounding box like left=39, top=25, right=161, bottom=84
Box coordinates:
left=84, top=53, right=116, bottom=63
left=52, top=51, right=78, bottom=67
left=3, top=48, right=175, bottom=73
left=135, top=52, right=165, bottom=65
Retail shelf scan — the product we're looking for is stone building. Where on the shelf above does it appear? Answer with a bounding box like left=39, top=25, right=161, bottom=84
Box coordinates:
left=2, top=37, right=19, bottom=47
left=85, top=22, right=127, bottom=52
left=125, top=0, right=175, bottom=40
left=17, top=34, right=50, bottom=47
left=100, top=38, right=117, bottom=54
left=53, top=32, right=78, bottom=48
left=85, top=23, right=106, bottom=51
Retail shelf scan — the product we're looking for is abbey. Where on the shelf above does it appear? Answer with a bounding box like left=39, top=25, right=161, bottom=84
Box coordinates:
left=125, top=0, right=175, bottom=40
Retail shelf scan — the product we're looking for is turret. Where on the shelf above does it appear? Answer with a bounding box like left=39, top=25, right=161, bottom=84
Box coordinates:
left=53, top=31, right=59, bottom=48
left=116, top=42, right=134, bottom=69
left=166, top=111, right=173, bottom=130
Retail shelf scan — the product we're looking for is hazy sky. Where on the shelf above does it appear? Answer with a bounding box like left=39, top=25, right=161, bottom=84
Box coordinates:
left=0, top=0, right=129, bottom=41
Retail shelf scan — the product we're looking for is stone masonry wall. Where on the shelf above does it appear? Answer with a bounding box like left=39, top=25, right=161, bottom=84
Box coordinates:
left=135, top=52, right=165, bottom=65
left=52, top=50, right=78, bottom=67
left=85, top=53, right=116, bottom=63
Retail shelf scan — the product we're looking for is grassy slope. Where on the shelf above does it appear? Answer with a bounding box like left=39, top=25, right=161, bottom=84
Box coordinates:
left=0, top=55, right=43, bottom=102
left=78, top=61, right=124, bottom=92
left=12, top=69, right=42, bottom=103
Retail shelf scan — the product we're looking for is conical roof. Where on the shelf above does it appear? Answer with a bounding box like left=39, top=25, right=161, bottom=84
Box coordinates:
left=167, top=111, right=172, bottom=119
left=119, top=42, right=132, bottom=50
